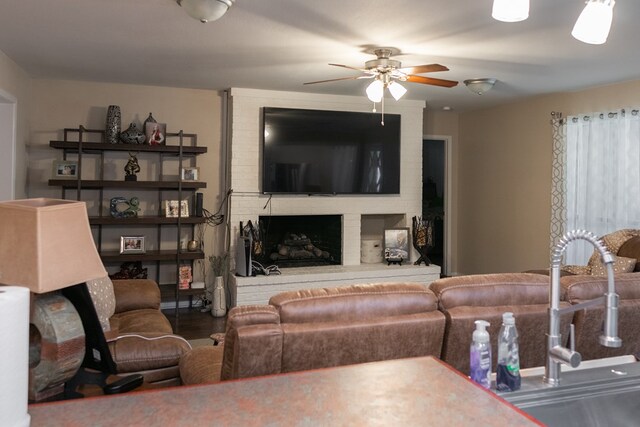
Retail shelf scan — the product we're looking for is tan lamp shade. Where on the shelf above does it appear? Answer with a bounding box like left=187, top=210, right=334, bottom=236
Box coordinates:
left=0, top=198, right=107, bottom=293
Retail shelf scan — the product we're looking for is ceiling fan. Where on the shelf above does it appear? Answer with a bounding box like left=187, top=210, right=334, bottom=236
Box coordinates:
left=304, top=48, right=458, bottom=103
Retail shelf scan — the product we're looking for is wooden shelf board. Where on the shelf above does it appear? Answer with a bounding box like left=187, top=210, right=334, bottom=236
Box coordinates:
left=89, top=216, right=207, bottom=225
left=100, top=250, right=204, bottom=262
left=160, top=285, right=206, bottom=300
left=49, top=179, right=206, bottom=189
left=50, top=140, right=207, bottom=154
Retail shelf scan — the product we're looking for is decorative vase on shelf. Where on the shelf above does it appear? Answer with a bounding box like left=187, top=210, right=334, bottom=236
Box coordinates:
left=212, top=276, right=226, bottom=318
left=142, top=113, right=157, bottom=144
left=105, top=105, right=121, bottom=144
left=119, top=122, right=145, bottom=144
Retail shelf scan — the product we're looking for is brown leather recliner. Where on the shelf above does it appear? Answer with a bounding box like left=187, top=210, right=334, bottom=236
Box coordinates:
left=220, top=283, right=446, bottom=381
left=107, top=279, right=191, bottom=386
left=429, top=273, right=573, bottom=375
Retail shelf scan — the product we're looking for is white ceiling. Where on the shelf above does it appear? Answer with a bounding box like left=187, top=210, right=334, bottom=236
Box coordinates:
left=0, top=0, right=637, bottom=111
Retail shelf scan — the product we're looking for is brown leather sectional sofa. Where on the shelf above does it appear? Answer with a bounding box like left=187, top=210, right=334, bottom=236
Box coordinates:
left=220, top=283, right=445, bottom=380
left=218, top=272, right=640, bottom=381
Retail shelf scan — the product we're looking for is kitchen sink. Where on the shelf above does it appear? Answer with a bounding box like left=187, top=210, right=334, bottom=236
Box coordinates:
left=498, top=359, right=640, bottom=427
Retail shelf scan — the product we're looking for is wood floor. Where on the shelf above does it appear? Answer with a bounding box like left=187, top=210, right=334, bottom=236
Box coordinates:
left=163, top=307, right=226, bottom=340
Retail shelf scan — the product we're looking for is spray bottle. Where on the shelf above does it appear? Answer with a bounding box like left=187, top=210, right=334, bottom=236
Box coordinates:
left=496, top=312, right=521, bottom=391
left=470, top=320, right=491, bottom=389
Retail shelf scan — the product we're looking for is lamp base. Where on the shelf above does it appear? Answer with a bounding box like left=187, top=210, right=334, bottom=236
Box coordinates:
left=29, top=293, right=85, bottom=402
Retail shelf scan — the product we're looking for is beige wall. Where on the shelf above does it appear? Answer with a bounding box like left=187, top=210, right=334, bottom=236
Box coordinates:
left=456, top=80, right=640, bottom=275
left=0, top=49, right=31, bottom=199
left=12, top=56, right=640, bottom=279
left=27, top=79, right=225, bottom=282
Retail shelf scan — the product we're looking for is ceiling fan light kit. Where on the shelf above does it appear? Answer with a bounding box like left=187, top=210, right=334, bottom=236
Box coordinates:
left=177, top=0, right=234, bottom=23
left=304, top=48, right=458, bottom=114
left=366, top=79, right=384, bottom=103
left=464, top=78, right=497, bottom=95
left=492, top=0, right=615, bottom=44
left=388, top=82, right=407, bottom=101
left=492, top=0, right=530, bottom=22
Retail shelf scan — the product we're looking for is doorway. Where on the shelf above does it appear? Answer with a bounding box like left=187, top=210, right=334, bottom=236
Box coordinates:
left=423, top=136, right=451, bottom=276
left=0, top=90, right=17, bottom=201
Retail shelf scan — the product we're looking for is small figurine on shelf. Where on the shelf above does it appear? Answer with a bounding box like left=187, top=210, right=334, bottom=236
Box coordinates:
left=109, top=262, right=148, bottom=280
left=124, top=152, right=140, bottom=181
left=412, top=216, right=434, bottom=266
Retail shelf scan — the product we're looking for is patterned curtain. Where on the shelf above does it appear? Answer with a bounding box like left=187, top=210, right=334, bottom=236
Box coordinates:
left=549, top=112, right=566, bottom=255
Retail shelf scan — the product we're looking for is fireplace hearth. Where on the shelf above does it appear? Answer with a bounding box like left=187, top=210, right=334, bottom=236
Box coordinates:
left=257, top=215, right=341, bottom=268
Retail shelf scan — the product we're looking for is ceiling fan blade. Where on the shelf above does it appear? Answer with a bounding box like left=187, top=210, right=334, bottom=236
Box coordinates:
left=329, top=63, right=368, bottom=72
left=303, top=75, right=365, bottom=85
left=406, top=75, right=458, bottom=88
left=398, top=64, right=449, bottom=74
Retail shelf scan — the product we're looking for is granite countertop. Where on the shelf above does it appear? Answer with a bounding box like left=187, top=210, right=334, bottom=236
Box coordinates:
left=29, top=356, right=542, bottom=426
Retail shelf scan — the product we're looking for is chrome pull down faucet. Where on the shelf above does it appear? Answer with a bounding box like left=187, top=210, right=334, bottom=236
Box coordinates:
left=544, top=229, right=622, bottom=386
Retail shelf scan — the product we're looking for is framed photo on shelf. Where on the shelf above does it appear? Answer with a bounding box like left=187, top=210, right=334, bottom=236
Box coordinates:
left=181, top=166, right=199, bottom=181
left=384, top=228, right=410, bottom=263
left=120, top=235, right=146, bottom=254
left=165, top=200, right=189, bottom=218
left=52, top=160, right=78, bottom=179
left=145, top=122, right=166, bottom=146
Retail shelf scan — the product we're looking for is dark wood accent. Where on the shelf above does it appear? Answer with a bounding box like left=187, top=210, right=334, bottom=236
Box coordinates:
left=49, top=126, right=207, bottom=325
left=49, top=179, right=207, bottom=189
left=100, top=250, right=204, bottom=263
left=89, top=216, right=207, bottom=225
left=49, top=140, right=207, bottom=154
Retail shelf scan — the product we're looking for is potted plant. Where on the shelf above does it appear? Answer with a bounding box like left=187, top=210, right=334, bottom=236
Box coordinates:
left=209, top=252, right=229, bottom=317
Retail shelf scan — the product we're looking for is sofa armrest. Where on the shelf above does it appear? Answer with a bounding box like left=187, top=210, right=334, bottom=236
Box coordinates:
left=221, top=305, right=283, bottom=380
left=112, top=279, right=161, bottom=313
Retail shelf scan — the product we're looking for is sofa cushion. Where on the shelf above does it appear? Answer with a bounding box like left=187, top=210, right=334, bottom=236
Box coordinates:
left=280, top=312, right=445, bottom=373
left=111, top=308, right=173, bottom=334
left=590, top=256, right=637, bottom=276
left=617, top=236, right=640, bottom=271
left=86, top=276, right=116, bottom=332
left=112, top=279, right=161, bottom=313
left=270, top=282, right=438, bottom=323
left=430, top=273, right=551, bottom=310
left=108, top=332, right=191, bottom=373
left=430, top=273, right=573, bottom=373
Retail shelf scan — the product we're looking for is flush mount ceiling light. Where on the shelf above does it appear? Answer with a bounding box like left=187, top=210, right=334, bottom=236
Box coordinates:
left=177, top=0, right=234, bottom=23
left=492, top=0, right=530, bottom=22
left=464, top=78, right=497, bottom=95
left=492, top=0, right=616, bottom=44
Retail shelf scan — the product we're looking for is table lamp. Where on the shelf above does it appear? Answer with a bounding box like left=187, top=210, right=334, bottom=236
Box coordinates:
left=0, top=198, right=107, bottom=424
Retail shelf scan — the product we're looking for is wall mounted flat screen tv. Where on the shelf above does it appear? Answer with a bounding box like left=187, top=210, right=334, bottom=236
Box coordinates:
left=262, top=107, right=401, bottom=195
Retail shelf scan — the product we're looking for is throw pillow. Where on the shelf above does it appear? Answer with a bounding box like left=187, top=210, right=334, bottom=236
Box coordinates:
left=587, top=229, right=640, bottom=268
left=590, top=256, right=637, bottom=276
left=86, top=276, right=116, bottom=332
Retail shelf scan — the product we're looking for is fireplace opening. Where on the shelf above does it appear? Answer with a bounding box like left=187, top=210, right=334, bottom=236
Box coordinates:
left=257, top=215, right=342, bottom=268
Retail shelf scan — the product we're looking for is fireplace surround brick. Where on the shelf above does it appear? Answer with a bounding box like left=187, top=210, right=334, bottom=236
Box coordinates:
left=227, top=88, right=436, bottom=305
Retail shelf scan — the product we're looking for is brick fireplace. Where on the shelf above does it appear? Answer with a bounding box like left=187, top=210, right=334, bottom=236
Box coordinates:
left=227, top=88, right=440, bottom=305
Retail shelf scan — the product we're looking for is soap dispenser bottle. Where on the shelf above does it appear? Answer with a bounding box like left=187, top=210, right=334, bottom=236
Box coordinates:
left=496, top=312, right=521, bottom=391
left=470, top=320, right=491, bottom=389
